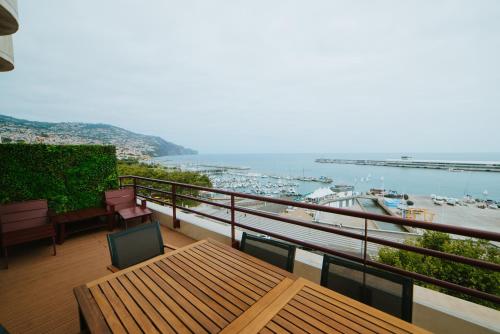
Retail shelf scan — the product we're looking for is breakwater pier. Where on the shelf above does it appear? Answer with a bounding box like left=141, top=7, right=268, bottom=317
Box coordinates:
left=315, top=158, right=500, bottom=172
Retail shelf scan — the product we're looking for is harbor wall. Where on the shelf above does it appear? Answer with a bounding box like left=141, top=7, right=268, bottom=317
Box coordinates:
left=315, top=158, right=500, bottom=172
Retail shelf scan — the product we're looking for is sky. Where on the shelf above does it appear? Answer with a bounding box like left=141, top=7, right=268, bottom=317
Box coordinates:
left=1, top=1, right=499, bottom=154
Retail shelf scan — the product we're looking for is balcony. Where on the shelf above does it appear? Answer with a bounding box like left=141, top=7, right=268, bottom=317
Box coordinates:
left=0, top=0, right=18, bottom=36
left=0, top=0, right=17, bottom=72
left=1, top=175, right=499, bottom=333
left=0, top=34, right=14, bottom=72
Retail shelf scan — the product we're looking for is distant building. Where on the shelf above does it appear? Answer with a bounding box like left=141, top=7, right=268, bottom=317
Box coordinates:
left=305, top=188, right=335, bottom=203
left=305, top=185, right=354, bottom=205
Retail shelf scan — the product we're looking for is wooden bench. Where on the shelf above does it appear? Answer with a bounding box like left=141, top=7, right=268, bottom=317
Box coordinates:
left=0, top=199, right=56, bottom=268
left=51, top=207, right=114, bottom=244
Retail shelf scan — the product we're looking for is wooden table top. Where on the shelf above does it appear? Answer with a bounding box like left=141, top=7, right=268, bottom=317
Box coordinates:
left=75, top=239, right=429, bottom=334
left=75, top=238, right=296, bottom=334
left=51, top=207, right=112, bottom=224
left=240, top=277, right=430, bottom=334
left=118, top=206, right=152, bottom=220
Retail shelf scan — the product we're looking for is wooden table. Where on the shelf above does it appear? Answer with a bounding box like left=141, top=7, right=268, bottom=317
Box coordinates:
left=75, top=238, right=296, bottom=333
left=75, top=239, right=429, bottom=334
left=118, top=206, right=152, bottom=222
left=52, top=207, right=114, bottom=244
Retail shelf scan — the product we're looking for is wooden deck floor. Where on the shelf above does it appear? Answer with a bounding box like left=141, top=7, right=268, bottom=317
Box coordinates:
left=0, top=225, right=196, bottom=334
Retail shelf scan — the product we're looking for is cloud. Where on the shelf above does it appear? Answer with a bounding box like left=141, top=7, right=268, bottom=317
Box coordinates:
left=1, top=0, right=499, bottom=153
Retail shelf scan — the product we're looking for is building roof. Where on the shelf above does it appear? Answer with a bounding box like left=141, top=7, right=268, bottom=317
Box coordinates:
left=306, top=187, right=334, bottom=199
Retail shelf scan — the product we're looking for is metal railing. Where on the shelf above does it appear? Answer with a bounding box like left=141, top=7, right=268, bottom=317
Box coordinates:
left=119, top=175, right=500, bottom=305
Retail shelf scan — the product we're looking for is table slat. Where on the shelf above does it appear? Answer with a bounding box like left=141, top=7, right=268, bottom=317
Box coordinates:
left=183, top=248, right=267, bottom=297
left=190, top=246, right=273, bottom=293
left=220, top=278, right=294, bottom=334
left=108, top=278, right=159, bottom=334
left=156, top=259, right=239, bottom=321
left=199, top=242, right=283, bottom=285
left=88, top=285, right=125, bottom=333
left=99, top=282, right=142, bottom=334
left=133, top=268, right=201, bottom=334
left=174, top=252, right=257, bottom=304
left=241, top=278, right=431, bottom=334
left=116, top=275, right=175, bottom=334
left=201, top=242, right=287, bottom=281
left=148, top=263, right=228, bottom=329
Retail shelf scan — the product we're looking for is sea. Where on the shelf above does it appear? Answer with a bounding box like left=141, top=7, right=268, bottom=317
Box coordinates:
left=155, top=152, right=500, bottom=201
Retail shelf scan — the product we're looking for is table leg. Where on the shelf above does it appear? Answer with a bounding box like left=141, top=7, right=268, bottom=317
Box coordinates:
left=78, top=307, right=89, bottom=332
left=107, top=214, right=113, bottom=231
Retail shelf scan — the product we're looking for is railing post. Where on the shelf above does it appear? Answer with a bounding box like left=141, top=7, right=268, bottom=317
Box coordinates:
left=362, top=218, right=368, bottom=294
left=231, top=195, right=238, bottom=248
left=119, top=176, right=122, bottom=189
left=172, top=184, right=180, bottom=228
left=132, top=177, right=137, bottom=199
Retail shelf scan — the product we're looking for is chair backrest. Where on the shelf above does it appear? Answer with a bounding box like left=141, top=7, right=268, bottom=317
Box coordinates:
left=321, top=255, right=413, bottom=322
left=240, top=232, right=296, bottom=272
left=105, top=188, right=136, bottom=211
left=0, top=324, right=10, bottom=334
left=107, top=222, right=164, bottom=270
left=0, top=199, right=48, bottom=233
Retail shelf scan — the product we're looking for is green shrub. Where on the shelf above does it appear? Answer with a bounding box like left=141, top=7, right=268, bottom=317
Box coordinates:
left=378, top=231, right=500, bottom=309
left=0, top=144, right=118, bottom=212
left=117, top=160, right=211, bottom=207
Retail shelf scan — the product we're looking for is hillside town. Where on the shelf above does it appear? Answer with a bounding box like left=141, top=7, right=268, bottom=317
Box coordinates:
left=0, top=114, right=196, bottom=159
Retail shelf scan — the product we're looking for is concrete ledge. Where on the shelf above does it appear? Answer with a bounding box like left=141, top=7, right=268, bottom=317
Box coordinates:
left=147, top=202, right=500, bottom=334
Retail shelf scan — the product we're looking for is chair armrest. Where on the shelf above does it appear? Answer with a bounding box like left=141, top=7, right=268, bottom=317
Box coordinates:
left=105, top=202, right=116, bottom=213
left=163, top=243, right=178, bottom=251
left=107, top=265, right=120, bottom=273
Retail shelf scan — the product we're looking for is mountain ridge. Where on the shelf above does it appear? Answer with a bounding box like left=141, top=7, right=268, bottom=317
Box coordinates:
left=0, top=114, right=197, bottom=158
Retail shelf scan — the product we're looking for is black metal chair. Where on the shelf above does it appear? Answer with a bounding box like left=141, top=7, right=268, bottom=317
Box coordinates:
left=0, top=324, right=9, bottom=334
left=321, top=254, right=413, bottom=322
left=240, top=232, right=296, bottom=272
left=107, top=222, right=167, bottom=271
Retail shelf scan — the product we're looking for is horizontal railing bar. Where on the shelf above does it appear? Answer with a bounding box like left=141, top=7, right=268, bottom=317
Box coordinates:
left=119, top=175, right=500, bottom=242
left=137, top=193, right=231, bottom=224
left=365, top=260, right=500, bottom=304
left=365, top=235, right=500, bottom=271
left=232, top=222, right=500, bottom=304
left=137, top=195, right=171, bottom=206
left=235, top=206, right=500, bottom=271
left=175, top=193, right=232, bottom=210
left=236, top=206, right=368, bottom=240
left=135, top=185, right=172, bottom=196
left=180, top=206, right=232, bottom=225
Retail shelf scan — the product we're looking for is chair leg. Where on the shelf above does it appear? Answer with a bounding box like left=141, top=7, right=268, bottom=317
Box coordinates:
left=52, top=236, right=57, bottom=256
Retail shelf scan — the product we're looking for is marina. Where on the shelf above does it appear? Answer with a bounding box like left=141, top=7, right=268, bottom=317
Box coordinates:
left=155, top=153, right=500, bottom=234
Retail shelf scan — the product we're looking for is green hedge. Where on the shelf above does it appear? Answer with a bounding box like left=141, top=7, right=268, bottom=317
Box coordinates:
left=0, top=144, right=119, bottom=213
